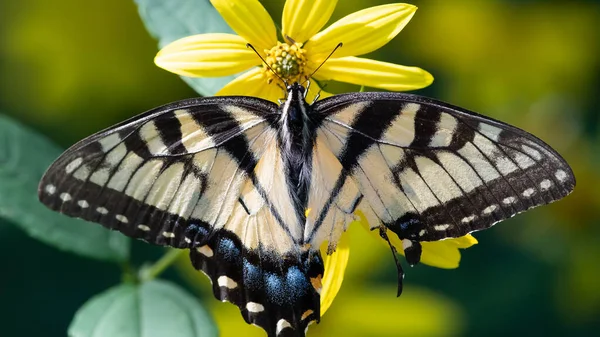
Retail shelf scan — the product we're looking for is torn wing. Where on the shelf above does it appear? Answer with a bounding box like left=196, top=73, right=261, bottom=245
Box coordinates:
left=312, top=93, right=575, bottom=246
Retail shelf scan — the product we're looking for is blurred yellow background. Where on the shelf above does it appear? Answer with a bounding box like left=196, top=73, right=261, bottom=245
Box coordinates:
left=1, top=0, right=599, bottom=336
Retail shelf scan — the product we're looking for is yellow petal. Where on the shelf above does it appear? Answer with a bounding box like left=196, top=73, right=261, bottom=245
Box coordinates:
left=320, top=232, right=350, bottom=316
left=307, top=4, right=417, bottom=60
left=210, top=0, right=277, bottom=51
left=355, top=210, right=476, bottom=269
left=282, top=0, right=337, bottom=43
left=314, top=56, right=433, bottom=91
left=388, top=234, right=477, bottom=269
left=216, top=67, right=285, bottom=103
left=155, top=33, right=259, bottom=77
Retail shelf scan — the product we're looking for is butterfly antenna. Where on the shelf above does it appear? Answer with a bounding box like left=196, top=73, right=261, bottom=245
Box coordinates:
left=246, top=43, right=287, bottom=87
left=301, top=42, right=343, bottom=86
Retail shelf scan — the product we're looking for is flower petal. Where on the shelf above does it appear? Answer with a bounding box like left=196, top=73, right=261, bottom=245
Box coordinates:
left=388, top=234, right=478, bottom=269
left=307, top=4, right=417, bottom=60
left=320, top=233, right=350, bottom=316
left=282, top=0, right=337, bottom=44
left=216, top=67, right=285, bottom=102
left=314, top=56, right=433, bottom=91
left=155, top=33, right=259, bottom=77
left=211, top=0, right=277, bottom=51
left=355, top=210, right=476, bottom=269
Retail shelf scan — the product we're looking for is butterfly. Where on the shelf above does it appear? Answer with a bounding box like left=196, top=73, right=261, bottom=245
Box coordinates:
left=39, top=82, right=575, bottom=337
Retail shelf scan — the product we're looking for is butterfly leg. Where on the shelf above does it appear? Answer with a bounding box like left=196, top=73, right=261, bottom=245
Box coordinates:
left=379, top=227, right=405, bottom=297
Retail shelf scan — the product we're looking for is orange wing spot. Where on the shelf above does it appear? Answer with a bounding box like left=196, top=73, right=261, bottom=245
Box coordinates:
left=310, top=275, right=322, bottom=294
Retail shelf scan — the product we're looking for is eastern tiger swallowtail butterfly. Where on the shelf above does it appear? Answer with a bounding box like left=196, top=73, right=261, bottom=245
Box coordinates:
left=38, top=82, right=574, bottom=336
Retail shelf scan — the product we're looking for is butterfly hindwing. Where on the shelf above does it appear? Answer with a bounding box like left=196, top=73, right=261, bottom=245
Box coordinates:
left=310, top=92, right=575, bottom=248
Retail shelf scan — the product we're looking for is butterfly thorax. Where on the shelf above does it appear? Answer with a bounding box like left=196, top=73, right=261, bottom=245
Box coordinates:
left=278, top=83, right=316, bottom=226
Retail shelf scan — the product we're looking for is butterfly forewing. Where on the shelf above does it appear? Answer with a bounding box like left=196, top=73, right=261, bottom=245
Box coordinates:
left=310, top=92, right=575, bottom=245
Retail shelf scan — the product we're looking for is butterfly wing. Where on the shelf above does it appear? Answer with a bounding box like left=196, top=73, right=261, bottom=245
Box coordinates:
left=308, top=92, right=575, bottom=260
left=39, top=96, right=321, bottom=336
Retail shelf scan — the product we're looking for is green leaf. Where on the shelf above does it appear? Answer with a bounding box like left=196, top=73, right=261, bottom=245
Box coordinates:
left=69, top=280, right=218, bottom=337
left=0, top=114, right=129, bottom=262
left=135, top=0, right=237, bottom=96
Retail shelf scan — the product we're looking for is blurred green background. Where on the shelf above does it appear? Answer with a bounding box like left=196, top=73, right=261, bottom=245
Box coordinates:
left=1, top=0, right=599, bottom=336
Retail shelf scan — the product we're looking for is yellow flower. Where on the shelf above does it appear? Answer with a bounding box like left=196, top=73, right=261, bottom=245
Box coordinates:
left=155, top=0, right=476, bottom=324
left=154, top=0, right=434, bottom=102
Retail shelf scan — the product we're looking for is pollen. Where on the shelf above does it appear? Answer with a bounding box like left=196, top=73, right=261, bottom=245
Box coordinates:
left=263, top=41, right=307, bottom=84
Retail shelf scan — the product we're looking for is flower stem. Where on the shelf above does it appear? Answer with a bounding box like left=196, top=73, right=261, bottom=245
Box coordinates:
left=139, top=248, right=185, bottom=282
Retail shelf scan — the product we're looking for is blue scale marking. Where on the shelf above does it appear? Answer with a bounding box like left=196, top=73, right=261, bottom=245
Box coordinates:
left=218, top=237, right=240, bottom=261
left=265, top=272, right=286, bottom=304
left=286, top=266, right=308, bottom=299
left=400, top=218, right=420, bottom=230
left=243, top=260, right=262, bottom=289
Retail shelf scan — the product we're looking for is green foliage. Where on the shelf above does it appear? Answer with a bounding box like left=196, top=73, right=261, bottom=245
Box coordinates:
left=69, top=280, right=217, bottom=337
left=0, top=114, right=130, bottom=262
left=135, top=0, right=236, bottom=96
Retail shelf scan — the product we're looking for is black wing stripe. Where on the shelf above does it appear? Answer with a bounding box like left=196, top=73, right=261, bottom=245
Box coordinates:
left=154, top=110, right=189, bottom=155
left=339, top=101, right=404, bottom=168
left=313, top=101, right=411, bottom=233
left=409, top=104, right=441, bottom=148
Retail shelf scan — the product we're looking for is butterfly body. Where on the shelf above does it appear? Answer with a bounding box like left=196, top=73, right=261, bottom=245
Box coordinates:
left=39, top=83, right=575, bottom=337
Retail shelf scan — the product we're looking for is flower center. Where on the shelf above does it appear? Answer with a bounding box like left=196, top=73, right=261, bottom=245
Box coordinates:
left=264, top=42, right=307, bottom=84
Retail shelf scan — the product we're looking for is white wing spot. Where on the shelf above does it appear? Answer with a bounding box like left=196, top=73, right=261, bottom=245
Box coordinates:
left=482, top=204, right=497, bottom=215
left=478, top=123, right=503, bottom=142
left=138, top=224, right=151, bottom=231
left=461, top=215, right=476, bottom=223
left=45, top=184, right=56, bottom=195
left=434, top=224, right=450, bottom=231
left=96, top=207, right=109, bottom=215
left=555, top=170, right=568, bottom=182
left=60, top=193, right=72, bottom=202
left=276, top=319, right=292, bottom=335
left=540, top=179, right=552, bottom=190
left=197, top=245, right=214, bottom=257
left=502, top=196, right=516, bottom=205
left=522, top=188, right=535, bottom=197
left=98, top=133, right=121, bottom=152
left=77, top=200, right=89, bottom=208
left=184, top=237, right=192, bottom=244
left=65, top=157, right=83, bottom=174
left=217, top=276, right=238, bottom=289
left=162, top=231, right=175, bottom=238
left=246, top=302, right=265, bottom=313
left=419, top=229, right=426, bottom=237
left=521, top=144, right=543, bottom=161
left=115, top=214, right=128, bottom=223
